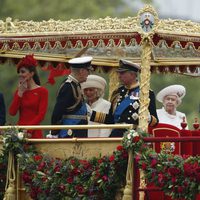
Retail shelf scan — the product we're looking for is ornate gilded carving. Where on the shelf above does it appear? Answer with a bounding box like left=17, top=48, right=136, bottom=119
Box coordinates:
left=138, top=35, right=152, bottom=132
left=1, top=6, right=200, bottom=39
left=0, top=17, right=140, bottom=35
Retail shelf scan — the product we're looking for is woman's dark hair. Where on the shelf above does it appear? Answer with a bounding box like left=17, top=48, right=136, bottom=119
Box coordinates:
left=17, top=66, right=41, bottom=85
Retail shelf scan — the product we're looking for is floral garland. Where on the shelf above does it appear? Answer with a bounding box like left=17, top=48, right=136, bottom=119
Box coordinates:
left=0, top=129, right=128, bottom=200
left=1, top=128, right=200, bottom=200
left=122, top=129, right=200, bottom=200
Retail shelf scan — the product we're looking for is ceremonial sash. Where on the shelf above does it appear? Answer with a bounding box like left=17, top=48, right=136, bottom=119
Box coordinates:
left=113, top=87, right=139, bottom=123
left=59, top=103, right=87, bottom=138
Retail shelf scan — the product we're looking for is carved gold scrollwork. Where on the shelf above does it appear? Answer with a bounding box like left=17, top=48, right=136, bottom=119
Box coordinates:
left=138, top=35, right=152, bottom=132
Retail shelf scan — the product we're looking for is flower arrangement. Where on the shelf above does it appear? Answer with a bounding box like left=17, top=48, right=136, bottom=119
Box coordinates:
left=136, top=149, right=200, bottom=200
left=0, top=128, right=27, bottom=199
left=19, top=145, right=128, bottom=200
left=1, top=128, right=26, bottom=154
left=122, top=129, right=200, bottom=200
left=122, top=129, right=148, bottom=154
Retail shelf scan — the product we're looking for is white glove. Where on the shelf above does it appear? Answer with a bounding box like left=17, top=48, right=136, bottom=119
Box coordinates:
left=46, top=133, right=58, bottom=139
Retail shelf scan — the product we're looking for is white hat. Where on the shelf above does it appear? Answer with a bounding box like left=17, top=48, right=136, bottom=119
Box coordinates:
left=81, top=75, right=107, bottom=92
left=68, top=56, right=93, bottom=69
left=156, top=85, right=186, bottom=106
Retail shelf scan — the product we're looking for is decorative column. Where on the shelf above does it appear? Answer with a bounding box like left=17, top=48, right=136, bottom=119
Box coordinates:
left=122, top=5, right=159, bottom=200
left=108, top=68, right=119, bottom=100
left=138, top=35, right=152, bottom=132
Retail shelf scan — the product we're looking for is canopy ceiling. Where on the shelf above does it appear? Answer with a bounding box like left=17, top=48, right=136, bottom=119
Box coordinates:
left=0, top=5, right=200, bottom=75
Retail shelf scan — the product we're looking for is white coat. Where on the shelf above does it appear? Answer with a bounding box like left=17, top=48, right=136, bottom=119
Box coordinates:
left=156, top=107, right=187, bottom=129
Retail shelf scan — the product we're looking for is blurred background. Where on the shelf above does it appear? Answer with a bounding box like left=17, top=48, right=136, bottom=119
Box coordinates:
left=0, top=0, right=199, bottom=129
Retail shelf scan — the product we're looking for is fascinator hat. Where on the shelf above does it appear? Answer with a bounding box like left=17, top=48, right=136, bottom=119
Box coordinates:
left=17, top=54, right=38, bottom=72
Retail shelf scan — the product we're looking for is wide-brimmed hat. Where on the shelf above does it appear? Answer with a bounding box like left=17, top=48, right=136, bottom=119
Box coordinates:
left=81, top=75, right=107, bottom=92
left=68, top=56, right=93, bottom=70
left=117, top=59, right=141, bottom=73
left=156, top=85, right=186, bottom=106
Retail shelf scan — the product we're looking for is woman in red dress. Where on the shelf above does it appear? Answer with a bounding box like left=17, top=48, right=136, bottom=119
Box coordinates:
left=9, top=55, right=48, bottom=138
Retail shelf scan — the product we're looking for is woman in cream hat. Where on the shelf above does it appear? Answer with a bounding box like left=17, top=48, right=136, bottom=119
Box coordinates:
left=156, top=84, right=187, bottom=129
left=81, top=75, right=111, bottom=137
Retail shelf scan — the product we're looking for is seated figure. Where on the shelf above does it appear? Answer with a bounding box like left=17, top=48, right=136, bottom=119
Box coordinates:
left=156, top=84, right=187, bottom=129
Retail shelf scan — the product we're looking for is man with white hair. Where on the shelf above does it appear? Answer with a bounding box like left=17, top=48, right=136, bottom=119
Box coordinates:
left=81, top=75, right=111, bottom=137
left=156, top=84, right=187, bottom=129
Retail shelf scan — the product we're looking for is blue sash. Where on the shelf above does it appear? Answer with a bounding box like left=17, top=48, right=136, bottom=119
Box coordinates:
left=59, top=103, right=87, bottom=138
left=113, top=87, right=139, bottom=123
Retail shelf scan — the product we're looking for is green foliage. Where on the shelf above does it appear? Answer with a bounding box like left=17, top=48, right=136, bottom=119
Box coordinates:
left=0, top=0, right=149, bottom=21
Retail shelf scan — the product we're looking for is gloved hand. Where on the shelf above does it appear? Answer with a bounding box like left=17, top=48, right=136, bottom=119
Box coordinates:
left=46, top=131, right=58, bottom=139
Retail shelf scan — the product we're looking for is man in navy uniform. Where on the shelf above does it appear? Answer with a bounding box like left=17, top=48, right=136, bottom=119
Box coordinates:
left=90, top=59, right=158, bottom=137
left=51, top=56, right=93, bottom=138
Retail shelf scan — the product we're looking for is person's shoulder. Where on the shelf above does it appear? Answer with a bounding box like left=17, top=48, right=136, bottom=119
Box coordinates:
left=176, top=110, right=186, bottom=117
left=101, top=98, right=111, bottom=106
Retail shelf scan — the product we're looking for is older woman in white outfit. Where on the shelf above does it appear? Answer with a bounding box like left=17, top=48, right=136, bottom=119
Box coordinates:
left=81, top=75, right=111, bottom=137
left=156, top=84, right=187, bottom=129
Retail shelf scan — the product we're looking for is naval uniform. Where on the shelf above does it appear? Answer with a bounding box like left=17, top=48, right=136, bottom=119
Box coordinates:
left=51, top=75, right=88, bottom=138
left=90, top=82, right=158, bottom=137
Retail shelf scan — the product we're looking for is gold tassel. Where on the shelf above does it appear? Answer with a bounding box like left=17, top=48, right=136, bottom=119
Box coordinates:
left=4, top=151, right=16, bottom=200
left=122, top=151, right=133, bottom=200
left=3, top=179, right=16, bottom=200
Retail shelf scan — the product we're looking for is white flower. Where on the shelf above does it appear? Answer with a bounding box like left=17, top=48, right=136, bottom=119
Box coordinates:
left=68, top=129, right=73, bottom=136
left=2, top=138, right=6, bottom=143
left=133, top=132, right=139, bottom=137
left=17, top=132, right=24, bottom=140
left=127, top=133, right=131, bottom=140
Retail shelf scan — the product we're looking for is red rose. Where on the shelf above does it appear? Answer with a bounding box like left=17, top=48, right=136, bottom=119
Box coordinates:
left=75, top=185, right=84, bottom=194
left=37, top=161, right=46, bottom=171
left=33, top=155, right=43, bottom=161
left=54, top=165, right=60, bottom=172
left=150, top=159, right=157, bottom=168
left=22, top=171, right=32, bottom=183
left=141, top=162, right=147, bottom=170
left=59, top=184, right=66, bottom=192
left=133, top=136, right=140, bottom=143
left=72, top=168, right=80, bottom=175
left=135, top=155, right=141, bottom=163
left=177, top=186, right=183, bottom=193
left=168, top=167, right=180, bottom=176
left=117, top=145, right=123, bottom=151
left=122, top=151, right=128, bottom=158
left=67, top=177, right=73, bottom=184
left=109, top=155, right=115, bottom=162
left=171, top=177, right=176, bottom=183
left=102, top=175, right=108, bottom=182
left=70, top=159, right=76, bottom=165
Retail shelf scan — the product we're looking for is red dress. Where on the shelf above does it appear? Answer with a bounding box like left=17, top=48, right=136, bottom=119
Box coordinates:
left=9, top=87, right=48, bottom=138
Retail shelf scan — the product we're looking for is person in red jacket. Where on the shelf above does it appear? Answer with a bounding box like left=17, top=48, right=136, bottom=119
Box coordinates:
left=9, top=54, right=48, bottom=138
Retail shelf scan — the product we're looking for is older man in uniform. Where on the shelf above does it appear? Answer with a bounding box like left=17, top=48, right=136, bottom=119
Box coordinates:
left=90, top=59, right=158, bottom=137
left=156, top=84, right=187, bottom=129
left=51, top=56, right=93, bottom=138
